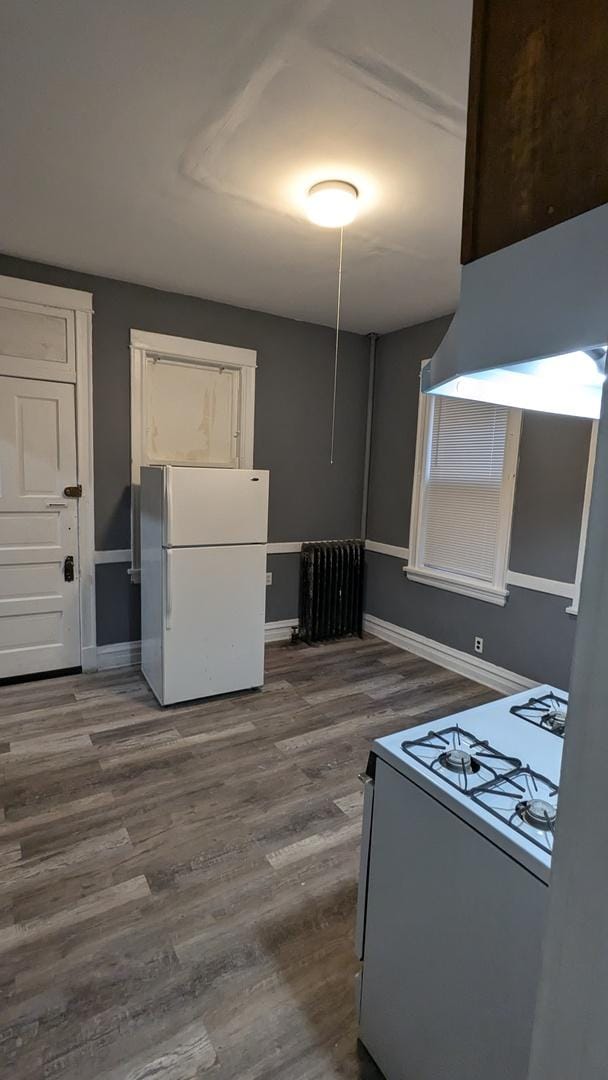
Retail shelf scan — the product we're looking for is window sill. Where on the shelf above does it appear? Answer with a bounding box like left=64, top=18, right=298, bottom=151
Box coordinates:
left=405, top=566, right=509, bottom=607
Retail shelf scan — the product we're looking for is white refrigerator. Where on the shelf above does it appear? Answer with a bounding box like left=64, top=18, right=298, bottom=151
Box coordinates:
left=140, top=465, right=269, bottom=706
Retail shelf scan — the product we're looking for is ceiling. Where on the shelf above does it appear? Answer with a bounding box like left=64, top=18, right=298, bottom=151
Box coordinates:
left=0, top=0, right=472, bottom=333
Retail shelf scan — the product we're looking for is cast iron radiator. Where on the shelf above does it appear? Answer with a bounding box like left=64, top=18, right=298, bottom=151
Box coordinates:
left=299, top=540, right=364, bottom=644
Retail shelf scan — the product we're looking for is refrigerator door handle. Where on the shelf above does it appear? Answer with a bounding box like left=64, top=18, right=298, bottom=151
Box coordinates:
left=165, top=466, right=173, bottom=547
left=165, top=548, right=173, bottom=630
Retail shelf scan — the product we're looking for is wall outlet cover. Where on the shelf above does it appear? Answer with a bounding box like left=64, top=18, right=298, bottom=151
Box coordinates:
left=474, top=636, right=484, bottom=654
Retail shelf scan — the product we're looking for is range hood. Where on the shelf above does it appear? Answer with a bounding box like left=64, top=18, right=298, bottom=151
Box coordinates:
left=423, top=204, right=608, bottom=418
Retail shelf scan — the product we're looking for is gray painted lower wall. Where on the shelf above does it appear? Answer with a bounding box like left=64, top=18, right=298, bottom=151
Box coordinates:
left=266, top=553, right=300, bottom=622
left=0, top=253, right=370, bottom=646
left=365, top=551, right=578, bottom=688
left=365, top=316, right=592, bottom=688
left=96, top=564, right=140, bottom=648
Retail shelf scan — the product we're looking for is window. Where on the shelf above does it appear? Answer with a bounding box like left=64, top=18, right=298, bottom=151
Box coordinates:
left=567, top=420, right=598, bottom=615
left=130, top=329, right=257, bottom=578
left=408, top=381, right=521, bottom=606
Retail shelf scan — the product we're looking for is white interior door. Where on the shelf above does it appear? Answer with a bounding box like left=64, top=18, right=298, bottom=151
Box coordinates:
left=0, top=376, right=80, bottom=677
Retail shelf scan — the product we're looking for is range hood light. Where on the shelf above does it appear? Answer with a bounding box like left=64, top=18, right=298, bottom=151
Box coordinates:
left=534, top=350, right=606, bottom=387
left=422, top=204, right=608, bottom=419
left=425, top=346, right=607, bottom=419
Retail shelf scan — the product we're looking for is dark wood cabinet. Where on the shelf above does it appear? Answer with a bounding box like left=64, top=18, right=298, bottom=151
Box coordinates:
left=462, top=0, right=608, bottom=264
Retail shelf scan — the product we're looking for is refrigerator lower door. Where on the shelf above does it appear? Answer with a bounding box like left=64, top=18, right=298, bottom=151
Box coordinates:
left=162, top=543, right=266, bottom=705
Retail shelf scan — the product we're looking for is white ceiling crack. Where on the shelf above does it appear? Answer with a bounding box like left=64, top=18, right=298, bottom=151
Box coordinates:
left=317, top=45, right=467, bottom=140
left=179, top=0, right=466, bottom=227
left=180, top=0, right=334, bottom=184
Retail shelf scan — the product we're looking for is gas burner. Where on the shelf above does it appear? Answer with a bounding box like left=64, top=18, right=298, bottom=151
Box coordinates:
left=471, top=767, right=558, bottom=854
left=518, top=798, right=557, bottom=830
left=440, top=748, right=480, bottom=775
left=401, top=725, right=521, bottom=794
left=510, top=692, right=568, bottom=738
left=543, top=706, right=567, bottom=735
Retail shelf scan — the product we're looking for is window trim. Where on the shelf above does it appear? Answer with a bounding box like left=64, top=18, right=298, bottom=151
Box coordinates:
left=566, top=419, right=598, bottom=616
left=129, top=329, right=256, bottom=580
left=407, top=364, right=522, bottom=607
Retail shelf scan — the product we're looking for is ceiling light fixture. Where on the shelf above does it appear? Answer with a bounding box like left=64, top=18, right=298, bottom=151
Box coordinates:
left=306, top=179, right=359, bottom=228
left=306, top=179, right=360, bottom=464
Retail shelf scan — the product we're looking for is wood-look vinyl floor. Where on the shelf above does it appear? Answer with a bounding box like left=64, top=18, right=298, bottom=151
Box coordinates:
left=0, top=636, right=498, bottom=1080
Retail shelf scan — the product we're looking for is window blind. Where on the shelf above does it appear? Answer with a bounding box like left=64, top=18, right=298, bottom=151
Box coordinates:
left=420, top=396, right=509, bottom=583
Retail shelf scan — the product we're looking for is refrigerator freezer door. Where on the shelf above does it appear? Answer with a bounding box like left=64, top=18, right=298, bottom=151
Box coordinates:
left=165, top=467, right=268, bottom=547
left=162, top=543, right=266, bottom=704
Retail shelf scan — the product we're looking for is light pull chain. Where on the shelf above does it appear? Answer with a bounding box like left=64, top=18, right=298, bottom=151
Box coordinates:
left=330, top=225, right=344, bottom=465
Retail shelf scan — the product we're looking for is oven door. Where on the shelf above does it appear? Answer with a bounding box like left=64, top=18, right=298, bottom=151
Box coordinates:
left=355, top=752, right=376, bottom=961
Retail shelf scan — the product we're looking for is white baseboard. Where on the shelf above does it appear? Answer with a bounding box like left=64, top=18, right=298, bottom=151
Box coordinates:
left=96, top=621, right=299, bottom=671
left=80, top=644, right=98, bottom=672
left=364, top=613, right=536, bottom=696
left=97, top=640, right=142, bottom=670
left=265, top=619, right=298, bottom=642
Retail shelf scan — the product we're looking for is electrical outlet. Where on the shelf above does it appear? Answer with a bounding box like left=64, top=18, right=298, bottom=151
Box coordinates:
left=474, top=636, right=484, bottom=654
left=266, top=571, right=272, bottom=586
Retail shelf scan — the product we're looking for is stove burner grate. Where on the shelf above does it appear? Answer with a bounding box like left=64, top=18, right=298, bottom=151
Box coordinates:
left=401, top=725, right=521, bottom=794
left=510, top=692, right=568, bottom=738
left=471, top=767, right=558, bottom=854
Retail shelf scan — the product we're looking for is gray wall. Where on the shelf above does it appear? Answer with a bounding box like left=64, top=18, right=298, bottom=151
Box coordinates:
left=0, top=254, right=370, bottom=645
left=366, top=316, right=453, bottom=547
left=2, top=249, right=590, bottom=681
left=509, top=411, right=590, bottom=581
left=365, top=317, right=592, bottom=687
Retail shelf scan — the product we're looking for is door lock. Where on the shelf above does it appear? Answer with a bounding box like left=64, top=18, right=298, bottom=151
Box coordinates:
left=64, top=555, right=75, bottom=582
left=64, top=485, right=82, bottom=498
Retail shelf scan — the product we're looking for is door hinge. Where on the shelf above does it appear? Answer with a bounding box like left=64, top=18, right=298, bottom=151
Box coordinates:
left=64, top=484, right=83, bottom=498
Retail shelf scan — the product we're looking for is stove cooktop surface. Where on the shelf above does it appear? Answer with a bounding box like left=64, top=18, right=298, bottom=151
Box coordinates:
left=373, top=684, right=566, bottom=883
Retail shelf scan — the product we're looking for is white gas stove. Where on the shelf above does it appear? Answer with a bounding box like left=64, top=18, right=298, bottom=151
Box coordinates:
left=356, top=685, right=567, bottom=1080
left=374, top=684, right=565, bottom=884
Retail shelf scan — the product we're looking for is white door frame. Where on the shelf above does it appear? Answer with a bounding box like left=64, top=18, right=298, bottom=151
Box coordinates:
left=0, top=274, right=96, bottom=672
left=129, top=328, right=257, bottom=581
